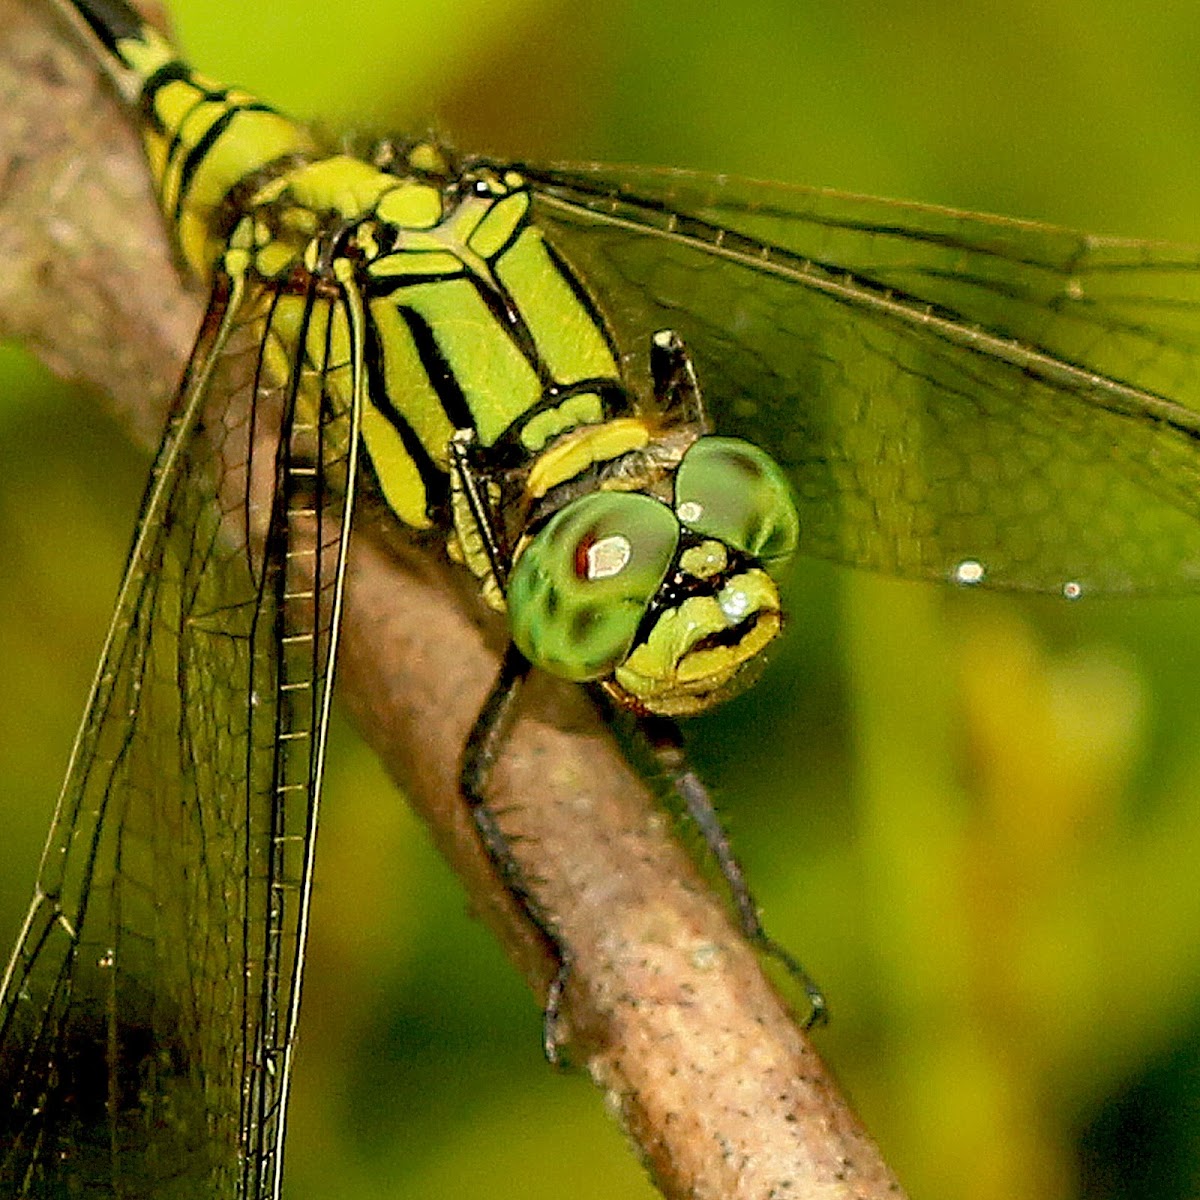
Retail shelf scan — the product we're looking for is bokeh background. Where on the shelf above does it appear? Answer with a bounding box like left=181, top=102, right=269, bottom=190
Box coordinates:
left=4, top=1, right=1200, bottom=1197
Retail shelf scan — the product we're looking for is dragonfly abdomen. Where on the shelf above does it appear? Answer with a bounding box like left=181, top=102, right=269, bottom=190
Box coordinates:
left=67, top=0, right=314, bottom=279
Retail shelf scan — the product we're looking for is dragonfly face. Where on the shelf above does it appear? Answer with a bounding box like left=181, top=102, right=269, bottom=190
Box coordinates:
left=507, top=434, right=799, bottom=715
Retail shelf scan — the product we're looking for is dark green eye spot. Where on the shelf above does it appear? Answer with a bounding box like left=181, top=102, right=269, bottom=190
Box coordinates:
left=571, top=605, right=600, bottom=640
left=508, top=491, right=679, bottom=681
left=675, top=437, right=799, bottom=573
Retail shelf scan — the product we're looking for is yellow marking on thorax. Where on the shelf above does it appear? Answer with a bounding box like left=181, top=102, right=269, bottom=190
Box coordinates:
left=526, top=419, right=652, bottom=499
left=366, top=297, right=455, bottom=456
left=281, top=156, right=394, bottom=219
left=360, top=405, right=433, bottom=528
left=402, top=280, right=542, bottom=445
left=368, top=251, right=463, bottom=279
left=468, top=191, right=530, bottom=257
left=365, top=184, right=524, bottom=287
left=520, top=394, right=605, bottom=452
left=376, top=182, right=444, bottom=229
left=495, top=227, right=617, bottom=384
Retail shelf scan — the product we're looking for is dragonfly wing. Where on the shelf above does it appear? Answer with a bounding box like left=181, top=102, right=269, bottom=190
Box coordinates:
left=523, top=164, right=1200, bottom=595
left=0, top=261, right=362, bottom=1199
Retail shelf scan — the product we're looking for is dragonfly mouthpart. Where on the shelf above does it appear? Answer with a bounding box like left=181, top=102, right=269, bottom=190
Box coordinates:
left=613, top=568, right=783, bottom=717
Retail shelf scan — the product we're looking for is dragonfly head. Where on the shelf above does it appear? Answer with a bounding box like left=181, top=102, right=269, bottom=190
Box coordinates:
left=506, top=436, right=799, bottom=717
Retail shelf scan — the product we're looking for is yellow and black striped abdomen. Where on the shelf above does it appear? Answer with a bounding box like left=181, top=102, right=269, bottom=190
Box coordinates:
left=68, top=1, right=314, bottom=279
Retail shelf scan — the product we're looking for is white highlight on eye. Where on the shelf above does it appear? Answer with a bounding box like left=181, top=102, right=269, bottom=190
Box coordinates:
left=677, top=500, right=703, bottom=524
left=954, top=559, right=986, bottom=586
left=720, top=587, right=751, bottom=621
left=1062, top=580, right=1083, bottom=600
left=586, top=534, right=632, bottom=580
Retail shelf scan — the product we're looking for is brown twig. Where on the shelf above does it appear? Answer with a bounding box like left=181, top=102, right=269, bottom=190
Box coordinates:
left=0, top=3, right=906, bottom=1196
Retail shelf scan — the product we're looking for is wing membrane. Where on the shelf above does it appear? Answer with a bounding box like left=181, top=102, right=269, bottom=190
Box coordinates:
left=522, top=164, right=1200, bottom=594
left=0, top=262, right=360, bottom=1199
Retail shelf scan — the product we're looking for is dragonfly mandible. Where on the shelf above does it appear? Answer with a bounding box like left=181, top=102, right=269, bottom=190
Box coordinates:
left=5, top=1, right=1200, bottom=1198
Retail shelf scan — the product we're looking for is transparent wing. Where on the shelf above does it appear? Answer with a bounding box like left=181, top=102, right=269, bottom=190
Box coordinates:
left=0, top=263, right=362, bottom=1199
left=521, top=163, right=1200, bottom=595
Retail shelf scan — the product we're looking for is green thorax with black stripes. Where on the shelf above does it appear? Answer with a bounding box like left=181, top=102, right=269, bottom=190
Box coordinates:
left=66, top=0, right=801, bottom=717
left=113, top=22, right=623, bottom=541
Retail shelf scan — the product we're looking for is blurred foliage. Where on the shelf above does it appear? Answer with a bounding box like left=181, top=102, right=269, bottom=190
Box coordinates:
left=4, top=0, right=1200, bottom=1197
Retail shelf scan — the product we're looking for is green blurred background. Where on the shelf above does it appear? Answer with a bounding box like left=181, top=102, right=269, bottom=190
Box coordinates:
left=5, top=1, right=1200, bottom=1196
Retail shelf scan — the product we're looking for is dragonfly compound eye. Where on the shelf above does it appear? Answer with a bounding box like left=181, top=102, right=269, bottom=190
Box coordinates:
left=508, top=492, right=679, bottom=681
left=674, top=436, right=800, bottom=576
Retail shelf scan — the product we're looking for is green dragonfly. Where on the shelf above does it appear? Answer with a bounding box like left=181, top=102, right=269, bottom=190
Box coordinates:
left=6, top=0, right=1200, bottom=1197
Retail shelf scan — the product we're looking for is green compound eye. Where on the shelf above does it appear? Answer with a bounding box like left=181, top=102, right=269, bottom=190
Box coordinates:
left=674, top=437, right=799, bottom=573
left=507, top=491, right=679, bottom=681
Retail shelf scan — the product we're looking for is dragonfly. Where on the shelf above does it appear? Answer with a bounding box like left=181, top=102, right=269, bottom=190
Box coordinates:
left=6, top=0, right=1200, bottom=1196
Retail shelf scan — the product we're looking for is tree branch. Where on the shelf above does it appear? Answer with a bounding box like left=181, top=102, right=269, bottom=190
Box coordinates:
left=0, top=3, right=906, bottom=1196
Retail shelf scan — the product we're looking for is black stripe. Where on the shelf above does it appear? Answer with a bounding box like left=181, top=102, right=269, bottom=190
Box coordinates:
left=540, top=235, right=621, bottom=367
left=467, top=270, right=547, bottom=387
left=398, top=307, right=475, bottom=433
left=367, top=269, right=469, bottom=296
left=174, top=101, right=279, bottom=224
left=137, top=61, right=192, bottom=134
left=367, top=268, right=553, bottom=398
left=363, top=310, right=448, bottom=514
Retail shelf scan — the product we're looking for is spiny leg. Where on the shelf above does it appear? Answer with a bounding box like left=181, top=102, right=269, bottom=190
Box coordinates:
left=649, top=328, right=711, bottom=430
left=460, top=641, right=573, bottom=1063
left=449, top=428, right=509, bottom=586
left=636, top=713, right=828, bottom=1028
left=451, top=428, right=573, bottom=1058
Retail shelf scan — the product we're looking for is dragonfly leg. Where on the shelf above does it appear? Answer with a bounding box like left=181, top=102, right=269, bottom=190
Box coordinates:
left=460, top=640, right=573, bottom=1063
left=637, top=714, right=828, bottom=1028
left=449, top=427, right=513, bottom=589
left=649, top=328, right=711, bottom=431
